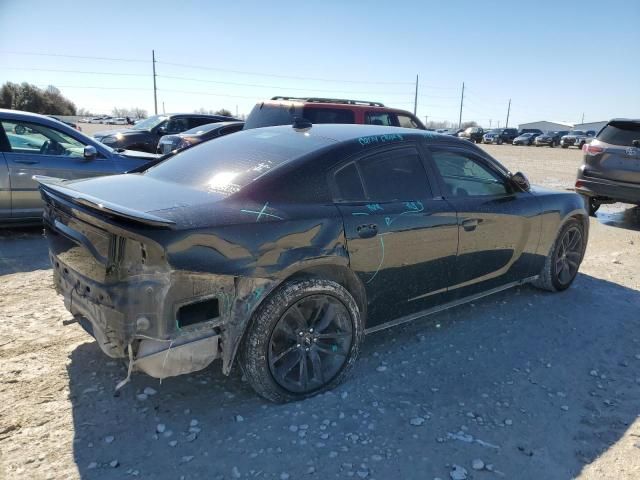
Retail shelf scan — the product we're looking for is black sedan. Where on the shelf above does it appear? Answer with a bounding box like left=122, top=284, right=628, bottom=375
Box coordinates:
left=157, top=121, right=244, bottom=154
left=512, top=132, right=540, bottom=146
left=93, top=113, right=240, bottom=153
left=534, top=130, right=570, bottom=147
left=38, top=124, right=588, bottom=402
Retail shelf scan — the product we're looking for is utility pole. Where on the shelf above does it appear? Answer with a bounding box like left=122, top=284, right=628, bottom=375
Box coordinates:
left=162, top=101, right=165, bottom=114
left=152, top=50, right=158, bottom=115
left=424, top=115, right=428, bottom=125
left=581, top=112, right=585, bottom=124
left=458, top=82, right=465, bottom=128
left=413, top=74, right=419, bottom=115
left=489, top=119, right=492, bottom=128
left=505, top=98, right=511, bottom=128
left=497, top=120, right=500, bottom=128
left=236, top=105, right=239, bottom=117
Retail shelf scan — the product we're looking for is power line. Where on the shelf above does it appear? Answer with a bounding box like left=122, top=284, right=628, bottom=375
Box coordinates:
left=157, top=60, right=416, bottom=86
left=0, top=51, right=146, bottom=63
left=5, top=67, right=148, bottom=77
left=37, top=84, right=150, bottom=91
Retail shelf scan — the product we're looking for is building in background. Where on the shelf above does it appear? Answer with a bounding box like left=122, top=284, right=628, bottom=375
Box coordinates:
left=573, top=120, right=608, bottom=133
left=517, top=120, right=574, bottom=132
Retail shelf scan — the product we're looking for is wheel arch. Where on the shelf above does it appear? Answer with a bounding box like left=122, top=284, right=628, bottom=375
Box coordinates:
left=222, top=261, right=367, bottom=376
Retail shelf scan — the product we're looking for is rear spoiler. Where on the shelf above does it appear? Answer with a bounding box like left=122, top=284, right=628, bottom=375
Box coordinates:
left=35, top=176, right=176, bottom=228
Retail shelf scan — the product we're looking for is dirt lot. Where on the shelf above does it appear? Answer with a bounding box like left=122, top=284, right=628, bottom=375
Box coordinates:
left=1, top=144, right=639, bottom=480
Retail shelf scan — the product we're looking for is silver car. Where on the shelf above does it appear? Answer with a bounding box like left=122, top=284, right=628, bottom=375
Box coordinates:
left=575, top=119, right=640, bottom=215
left=0, top=109, right=159, bottom=224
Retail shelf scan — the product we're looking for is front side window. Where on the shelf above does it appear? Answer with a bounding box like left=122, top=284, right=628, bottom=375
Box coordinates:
left=1, top=120, right=85, bottom=157
left=397, top=114, right=420, bottom=129
left=166, top=118, right=190, bottom=134
left=333, top=147, right=431, bottom=202
left=431, top=150, right=508, bottom=197
left=365, top=112, right=394, bottom=126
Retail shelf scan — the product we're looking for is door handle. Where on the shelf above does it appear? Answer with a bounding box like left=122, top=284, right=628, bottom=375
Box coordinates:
left=461, top=218, right=479, bottom=231
left=14, top=159, right=40, bottom=165
left=356, top=223, right=378, bottom=239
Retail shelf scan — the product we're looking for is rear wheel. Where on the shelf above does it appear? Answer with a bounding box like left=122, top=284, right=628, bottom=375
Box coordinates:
left=497, top=138, right=503, bottom=145
left=533, top=218, right=585, bottom=292
left=240, top=278, right=363, bottom=402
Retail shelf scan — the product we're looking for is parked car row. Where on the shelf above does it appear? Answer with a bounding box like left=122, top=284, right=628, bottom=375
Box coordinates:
left=456, top=125, right=597, bottom=148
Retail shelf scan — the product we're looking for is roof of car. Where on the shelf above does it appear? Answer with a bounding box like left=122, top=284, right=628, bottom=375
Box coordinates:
left=257, top=98, right=415, bottom=113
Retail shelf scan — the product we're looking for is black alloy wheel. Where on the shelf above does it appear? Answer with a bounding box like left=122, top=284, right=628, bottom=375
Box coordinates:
left=268, top=294, right=353, bottom=394
left=553, top=225, right=584, bottom=287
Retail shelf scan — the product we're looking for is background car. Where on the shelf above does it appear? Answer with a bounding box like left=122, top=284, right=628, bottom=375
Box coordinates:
left=575, top=119, right=640, bottom=215
left=39, top=123, right=587, bottom=402
left=512, top=132, right=540, bottom=146
left=0, top=108, right=159, bottom=223
left=458, top=127, right=485, bottom=143
left=482, top=128, right=519, bottom=144
left=244, top=96, right=426, bottom=130
left=560, top=130, right=596, bottom=149
left=49, top=115, right=82, bottom=132
left=518, top=128, right=543, bottom=136
left=157, top=121, right=244, bottom=154
left=93, top=113, right=240, bottom=152
left=534, top=130, right=569, bottom=147
left=108, top=117, right=128, bottom=125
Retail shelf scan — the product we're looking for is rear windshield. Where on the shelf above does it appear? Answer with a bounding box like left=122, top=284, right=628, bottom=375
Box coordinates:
left=145, top=128, right=333, bottom=194
left=244, top=103, right=295, bottom=129
left=597, top=122, right=640, bottom=146
left=182, top=122, right=225, bottom=135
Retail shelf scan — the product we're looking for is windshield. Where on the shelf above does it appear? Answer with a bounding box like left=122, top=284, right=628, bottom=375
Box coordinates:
left=487, top=129, right=501, bottom=134
left=182, top=123, right=226, bottom=135
left=145, top=128, right=334, bottom=194
left=520, top=133, right=534, bottom=137
left=568, top=131, right=586, bottom=136
left=132, top=115, right=168, bottom=131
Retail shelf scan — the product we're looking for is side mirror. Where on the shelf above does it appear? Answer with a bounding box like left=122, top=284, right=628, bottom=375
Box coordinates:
left=632, top=140, right=640, bottom=148
left=511, top=171, right=530, bottom=191
left=157, top=127, right=167, bottom=135
left=83, top=145, right=97, bottom=160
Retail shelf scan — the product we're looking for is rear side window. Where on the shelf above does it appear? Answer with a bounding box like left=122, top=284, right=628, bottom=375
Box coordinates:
left=598, top=122, right=640, bottom=146
left=302, top=107, right=355, bottom=124
left=365, top=112, right=395, bottom=126
left=333, top=147, right=431, bottom=202
left=188, top=117, right=218, bottom=129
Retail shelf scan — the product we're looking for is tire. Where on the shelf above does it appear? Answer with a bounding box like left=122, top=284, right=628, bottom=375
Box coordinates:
left=497, top=138, right=503, bottom=145
left=240, top=278, right=363, bottom=402
left=533, top=218, right=586, bottom=292
left=561, top=145, right=568, bottom=149
left=580, top=194, right=600, bottom=216
left=549, top=141, right=555, bottom=148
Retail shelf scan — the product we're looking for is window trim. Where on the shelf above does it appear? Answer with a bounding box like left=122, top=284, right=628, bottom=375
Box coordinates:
left=425, top=145, right=515, bottom=199
left=329, top=143, right=435, bottom=204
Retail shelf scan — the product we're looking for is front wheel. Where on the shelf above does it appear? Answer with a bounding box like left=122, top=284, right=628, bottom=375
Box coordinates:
left=533, top=218, right=586, bottom=292
left=497, top=138, right=503, bottom=145
left=240, top=278, right=363, bottom=402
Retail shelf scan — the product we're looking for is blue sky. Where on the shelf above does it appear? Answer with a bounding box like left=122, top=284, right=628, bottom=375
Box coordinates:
left=1, top=0, right=638, bottom=126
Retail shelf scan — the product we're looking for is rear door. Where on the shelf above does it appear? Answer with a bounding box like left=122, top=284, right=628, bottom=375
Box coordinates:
left=586, top=121, right=640, bottom=184
left=0, top=119, right=121, bottom=219
left=332, top=143, right=459, bottom=328
left=426, top=145, right=542, bottom=299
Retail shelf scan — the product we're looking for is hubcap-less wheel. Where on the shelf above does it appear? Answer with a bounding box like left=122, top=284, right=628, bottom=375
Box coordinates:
left=268, top=295, right=353, bottom=394
left=554, top=226, right=583, bottom=286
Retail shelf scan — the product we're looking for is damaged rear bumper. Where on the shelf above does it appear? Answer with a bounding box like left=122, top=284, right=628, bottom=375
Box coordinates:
left=51, top=253, right=272, bottom=380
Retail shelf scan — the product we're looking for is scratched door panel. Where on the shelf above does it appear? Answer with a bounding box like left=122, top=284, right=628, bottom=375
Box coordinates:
left=337, top=200, right=458, bottom=327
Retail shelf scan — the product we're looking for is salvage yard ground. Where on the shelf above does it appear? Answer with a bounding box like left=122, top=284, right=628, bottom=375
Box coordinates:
left=0, top=144, right=639, bottom=480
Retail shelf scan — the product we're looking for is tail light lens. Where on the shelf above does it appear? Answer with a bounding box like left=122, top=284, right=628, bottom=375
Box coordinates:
left=584, top=144, right=604, bottom=155
left=575, top=180, right=584, bottom=188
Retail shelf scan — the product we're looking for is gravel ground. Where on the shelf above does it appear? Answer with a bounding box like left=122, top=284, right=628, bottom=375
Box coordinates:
left=1, top=144, right=639, bottom=480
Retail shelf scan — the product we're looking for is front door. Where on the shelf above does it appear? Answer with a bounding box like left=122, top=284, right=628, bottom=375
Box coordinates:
left=332, top=144, right=459, bottom=327
left=0, top=119, right=119, bottom=219
left=427, top=146, right=542, bottom=299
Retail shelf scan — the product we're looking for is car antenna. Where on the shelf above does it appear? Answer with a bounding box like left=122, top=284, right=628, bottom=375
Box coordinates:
left=292, top=116, right=312, bottom=131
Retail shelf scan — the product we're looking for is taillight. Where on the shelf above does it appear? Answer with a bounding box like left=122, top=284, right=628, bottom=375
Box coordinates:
left=575, top=180, right=584, bottom=188
left=584, top=144, right=604, bottom=155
